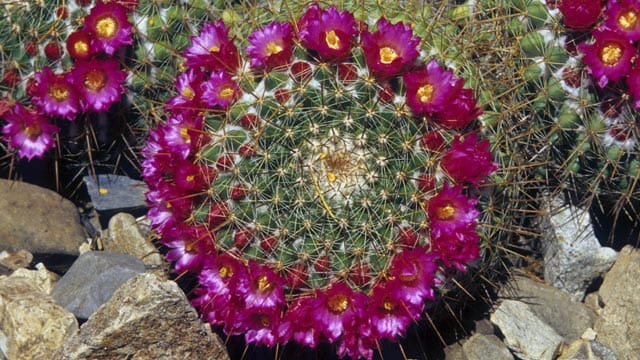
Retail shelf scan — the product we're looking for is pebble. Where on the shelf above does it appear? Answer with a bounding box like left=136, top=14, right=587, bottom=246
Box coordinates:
left=53, top=273, right=229, bottom=360
left=50, top=251, right=146, bottom=319
left=104, top=212, right=164, bottom=268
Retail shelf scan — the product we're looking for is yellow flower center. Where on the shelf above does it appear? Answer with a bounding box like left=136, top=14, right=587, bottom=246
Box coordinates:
left=73, top=40, right=89, bottom=56
left=179, top=127, right=191, bottom=143
left=219, top=265, right=233, bottom=278
left=398, top=272, right=418, bottom=283
left=24, top=123, right=42, bottom=137
left=209, top=45, right=220, bottom=53
left=185, top=175, right=194, bottom=182
left=181, top=86, right=195, bottom=101
left=325, top=30, right=341, bottom=50
left=618, top=10, right=638, bottom=30
left=417, top=84, right=434, bottom=103
left=379, top=47, right=398, bottom=64
left=259, top=314, right=271, bottom=327
left=436, top=204, right=456, bottom=220
left=50, top=84, right=69, bottom=101
left=84, top=69, right=106, bottom=92
left=219, top=87, right=235, bottom=99
left=256, top=275, right=272, bottom=292
left=327, top=293, right=349, bottom=314
left=600, top=43, right=623, bottom=66
left=266, top=41, right=283, bottom=56
left=383, top=299, right=394, bottom=312
left=95, top=16, right=118, bottom=39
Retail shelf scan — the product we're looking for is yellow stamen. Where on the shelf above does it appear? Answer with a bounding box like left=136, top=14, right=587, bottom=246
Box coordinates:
left=219, top=265, right=233, bottom=278
left=95, top=16, right=118, bottom=39
left=84, top=69, right=106, bottom=92
left=219, top=87, right=234, bottom=99
left=186, top=175, right=194, bottom=182
left=325, top=30, right=341, bottom=50
left=417, top=84, right=434, bottom=103
left=179, top=127, right=191, bottom=143
left=266, top=41, right=283, bottom=56
left=618, top=10, right=638, bottom=30
left=181, top=86, right=195, bottom=101
left=257, top=275, right=271, bottom=292
left=50, top=85, right=69, bottom=101
left=209, top=45, right=220, bottom=53
left=73, top=41, right=89, bottom=56
left=24, top=123, right=42, bottom=137
left=436, top=204, right=456, bottom=220
left=379, top=47, right=398, bottom=64
left=327, top=293, right=349, bottom=313
left=383, top=300, right=394, bottom=312
left=600, top=43, right=623, bottom=66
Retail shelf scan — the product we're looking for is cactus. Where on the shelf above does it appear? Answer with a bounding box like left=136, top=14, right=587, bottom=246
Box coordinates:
left=513, top=0, right=640, bottom=242
left=141, top=2, right=505, bottom=358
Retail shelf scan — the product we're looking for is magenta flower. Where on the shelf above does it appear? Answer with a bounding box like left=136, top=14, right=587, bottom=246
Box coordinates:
left=278, top=297, right=322, bottom=347
left=578, top=29, right=635, bottom=88
left=70, top=59, right=126, bottom=112
left=238, top=261, right=286, bottom=311
left=310, top=281, right=367, bottom=342
left=298, top=5, right=357, bottom=63
left=235, top=307, right=282, bottom=346
left=558, top=0, right=603, bottom=29
left=626, top=65, right=640, bottom=108
left=84, top=1, right=133, bottom=55
left=164, top=224, right=216, bottom=273
left=166, top=68, right=206, bottom=115
left=441, top=134, right=498, bottom=185
left=386, top=247, right=438, bottom=308
left=184, top=20, right=240, bottom=73
left=1, top=102, right=58, bottom=160
left=604, top=0, right=640, bottom=41
left=434, top=87, right=482, bottom=129
left=426, top=183, right=480, bottom=238
left=403, top=59, right=462, bottom=115
left=368, top=280, right=423, bottom=340
left=431, top=227, right=480, bottom=271
left=201, top=71, right=241, bottom=109
left=173, top=160, right=213, bottom=192
left=31, top=67, right=80, bottom=120
left=361, top=17, right=421, bottom=79
left=246, top=21, right=294, bottom=70
left=66, top=30, right=94, bottom=61
left=162, top=112, right=208, bottom=160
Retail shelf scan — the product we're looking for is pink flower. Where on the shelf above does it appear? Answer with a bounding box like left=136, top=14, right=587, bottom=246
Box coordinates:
left=431, top=227, right=480, bottom=271
left=237, top=261, right=286, bottom=311
left=84, top=1, right=133, bottom=55
left=173, top=160, right=214, bottom=192
left=434, top=87, right=482, bottom=129
left=184, top=20, right=240, bottom=73
left=311, top=281, right=367, bottom=342
left=201, top=71, right=241, bottom=109
left=236, top=307, right=282, bottom=346
left=604, top=0, right=640, bottom=41
left=278, top=297, right=321, bottom=347
left=1, top=103, right=58, bottom=160
left=426, top=183, right=480, bottom=238
left=166, top=68, right=205, bottom=115
left=246, top=21, right=294, bottom=70
left=578, top=29, right=634, bottom=88
left=164, top=223, right=216, bottom=273
left=386, top=247, right=439, bottom=308
left=441, top=134, right=498, bottom=185
left=298, top=5, right=357, bottom=63
left=361, top=17, right=421, bottom=79
left=368, top=280, right=423, bottom=340
left=161, top=112, right=208, bottom=160
left=31, top=67, right=80, bottom=120
left=403, top=59, right=462, bottom=115
left=66, top=30, right=94, bottom=61
left=558, top=0, right=603, bottom=29
left=70, top=59, right=126, bottom=112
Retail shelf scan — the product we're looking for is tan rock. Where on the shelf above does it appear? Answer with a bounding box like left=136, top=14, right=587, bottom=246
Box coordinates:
left=0, top=179, right=86, bottom=255
left=104, top=213, right=164, bottom=268
left=5, top=263, right=59, bottom=294
left=53, top=273, right=229, bottom=360
left=0, top=275, right=78, bottom=359
left=594, top=245, right=640, bottom=359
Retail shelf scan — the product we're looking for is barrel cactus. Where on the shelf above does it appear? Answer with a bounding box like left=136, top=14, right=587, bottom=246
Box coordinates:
left=513, top=0, right=640, bottom=240
left=142, top=2, right=501, bottom=358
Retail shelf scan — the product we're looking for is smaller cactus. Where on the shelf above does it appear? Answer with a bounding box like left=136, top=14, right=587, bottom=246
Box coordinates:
left=142, top=3, right=497, bottom=359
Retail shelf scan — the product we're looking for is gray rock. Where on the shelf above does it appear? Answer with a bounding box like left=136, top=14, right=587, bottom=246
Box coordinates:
left=105, top=213, right=164, bottom=268
left=558, top=339, right=618, bottom=360
left=0, top=179, right=87, bottom=255
left=462, top=333, right=513, bottom=360
left=53, top=273, right=229, bottom=360
left=540, top=196, right=617, bottom=300
left=445, top=342, right=466, bottom=360
left=51, top=251, right=146, bottom=319
left=500, top=274, right=597, bottom=343
left=594, top=245, right=640, bottom=359
left=0, top=273, right=78, bottom=359
left=490, top=299, right=563, bottom=360
left=83, top=174, right=147, bottom=212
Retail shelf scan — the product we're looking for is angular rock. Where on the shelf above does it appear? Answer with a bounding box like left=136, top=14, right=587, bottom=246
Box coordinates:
left=462, top=333, right=513, bottom=360
left=51, top=251, right=146, bottom=319
left=594, top=245, right=640, bottom=359
left=0, top=249, right=32, bottom=275
left=445, top=342, right=466, bottom=360
left=83, top=174, right=147, bottom=212
left=500, top=274, right=596, bottom=343
left=540, top=196, right=617, bottom=300
left=6, top=263, right=60, bottom=294
left=53, top=273, right=229, bottom=360
left=0, top=179, right=87, bottom=255
left=0, top=274, right=78, bottom=360
left=558, top=339, right=618, bottom=360
left=105, top=213, right=164, bottom=268
left=491, top=299, right=563, bottom=360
